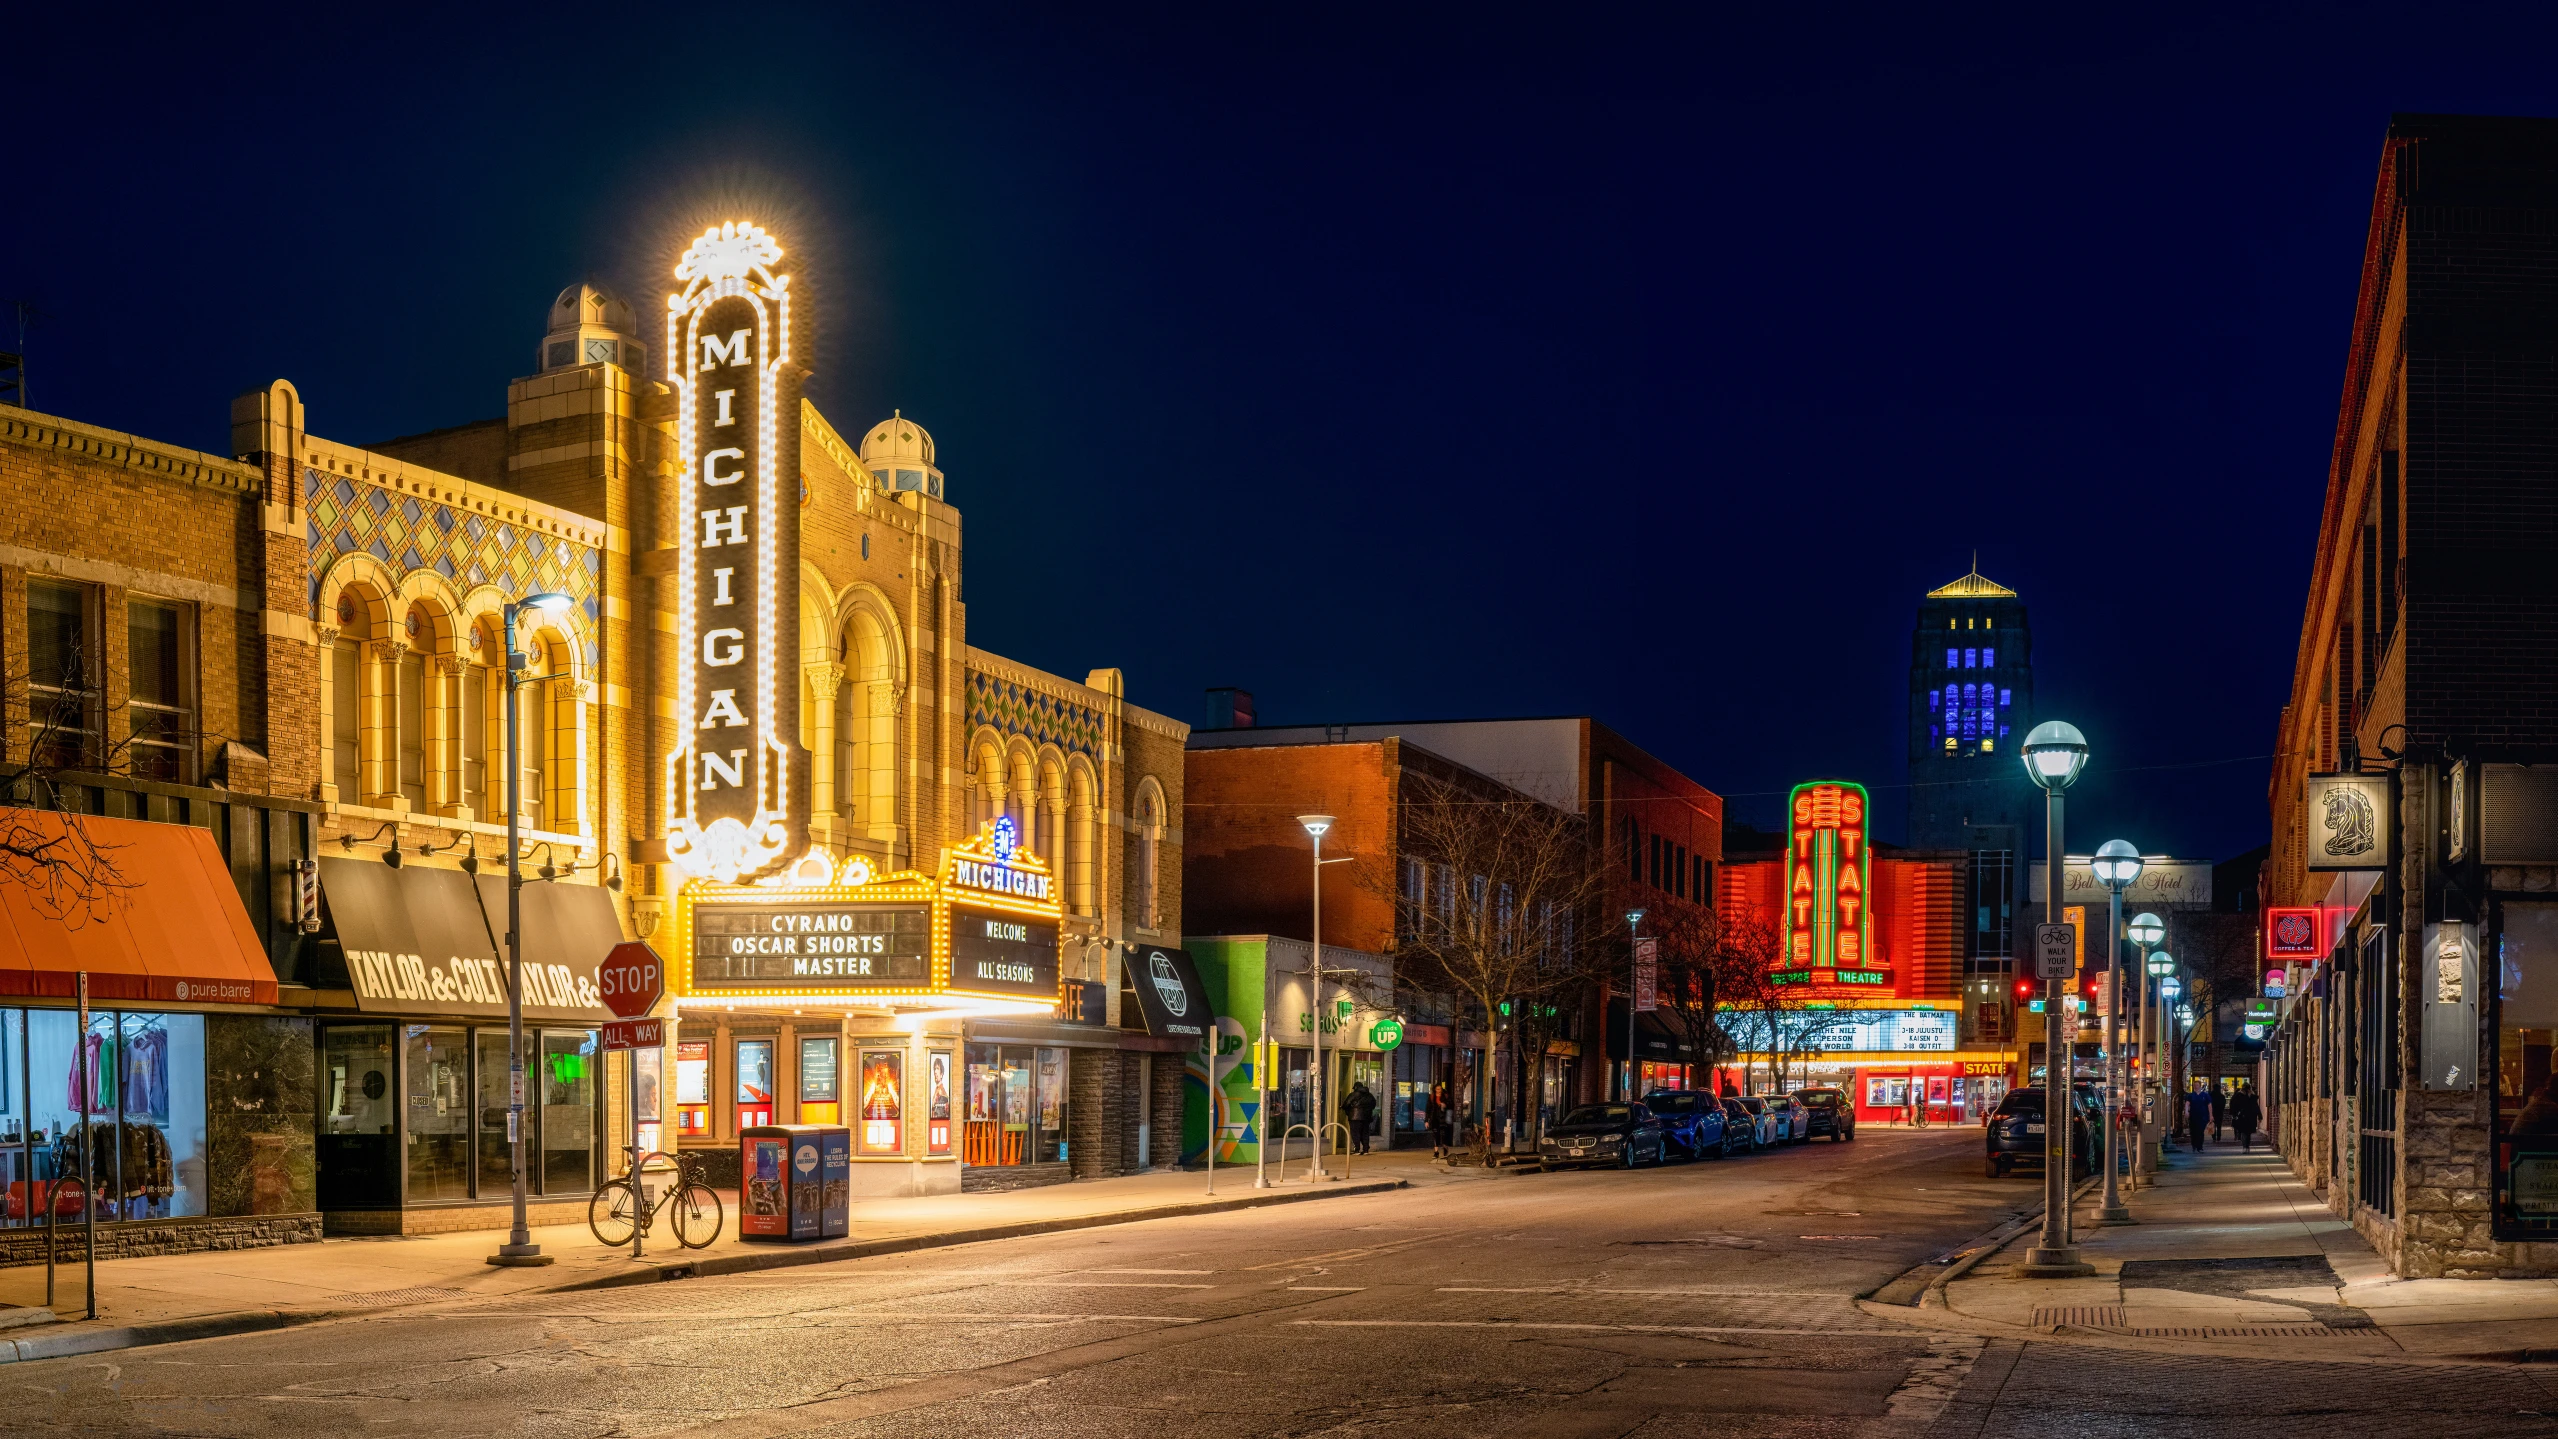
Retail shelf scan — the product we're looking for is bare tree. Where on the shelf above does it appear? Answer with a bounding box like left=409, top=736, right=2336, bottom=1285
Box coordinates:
left=1368, top=769, right=1608, bottom=1162
left=1711, top=909, right=1834, bottom=1093
left=1648, top=902, right=1734, bottom=1085
left=0, top=641, right=160, bottom=925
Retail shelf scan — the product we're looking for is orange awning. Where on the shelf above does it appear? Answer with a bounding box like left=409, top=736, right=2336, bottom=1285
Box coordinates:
left=0, top=811, right=277, bottom=1006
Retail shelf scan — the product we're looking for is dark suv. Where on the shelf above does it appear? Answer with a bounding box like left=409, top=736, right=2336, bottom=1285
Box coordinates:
left=1639, top=1090, right=1731, bottom=1160
left=1792, top=1086, right=1856, bottom=1141
left=1985, top=1086, right=2093, bottom=1177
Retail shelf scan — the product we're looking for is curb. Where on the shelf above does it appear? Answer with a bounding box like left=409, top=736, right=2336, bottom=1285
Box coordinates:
left=0, top=1176, right=1409, bottom=1364
left=1864, top=1174, right=2098, bottom=1308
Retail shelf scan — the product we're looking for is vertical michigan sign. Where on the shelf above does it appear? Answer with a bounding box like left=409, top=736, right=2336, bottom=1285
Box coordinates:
left=664, top=221, right=810, bottom=883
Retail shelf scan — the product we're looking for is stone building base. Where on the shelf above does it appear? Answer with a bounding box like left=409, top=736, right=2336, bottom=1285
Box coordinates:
left=0, top=1213, right=322, bottom=1266
left=322, top=1200, right=592, bottom=1237
left=961, top=1161, right=1072, bottom=1193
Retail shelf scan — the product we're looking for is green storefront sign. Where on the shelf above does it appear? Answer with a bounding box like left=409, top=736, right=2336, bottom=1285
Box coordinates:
left=1368, top=1018, right=1404, bottom=1051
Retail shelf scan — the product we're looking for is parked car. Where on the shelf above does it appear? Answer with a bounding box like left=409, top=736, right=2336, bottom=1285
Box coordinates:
left=1768, top=1092, right=1811, bottom=1143
left=1639, top=1090, right=1731, bottom=1160
left=1729, top=1095, right=1787, bottom=1149
left=1716, top=1097, right=1759, bottom=1155
left=1985, top=1086, right=2094, bottom=1177
left=1792, top=1086, right=1856, bottom=1141
left=1539, top=1102, right=1668, bottom=1169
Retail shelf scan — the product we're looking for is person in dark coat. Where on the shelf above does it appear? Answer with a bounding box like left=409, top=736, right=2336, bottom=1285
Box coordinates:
left=2184, top=1083, right=2214, bottom=1152
left=1344, top=1082, right=1379, bottom=1155
left=2229, top=1083, right=2263, bottom=1152
left=1427, top=1082, right=1454, bottom=1159
left=2208, top=1083, right=2227, bottom=1141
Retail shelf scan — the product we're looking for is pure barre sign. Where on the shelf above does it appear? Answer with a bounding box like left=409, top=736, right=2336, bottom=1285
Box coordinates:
left=663, top=221, right=810, bottom=885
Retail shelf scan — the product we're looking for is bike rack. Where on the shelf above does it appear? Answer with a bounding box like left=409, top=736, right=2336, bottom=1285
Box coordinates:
left=45, top=1175, right=95, bottom=1321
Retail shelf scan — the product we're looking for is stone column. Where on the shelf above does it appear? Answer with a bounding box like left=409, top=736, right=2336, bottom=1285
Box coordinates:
left=361, top=639, right=407, bottom=807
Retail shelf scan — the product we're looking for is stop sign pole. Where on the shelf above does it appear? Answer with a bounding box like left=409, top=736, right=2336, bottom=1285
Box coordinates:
left=598, top=941, right=664, bottom=1257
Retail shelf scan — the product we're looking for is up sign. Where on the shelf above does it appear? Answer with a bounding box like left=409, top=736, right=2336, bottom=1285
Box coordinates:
left=663, top=221, right=810, bottom=884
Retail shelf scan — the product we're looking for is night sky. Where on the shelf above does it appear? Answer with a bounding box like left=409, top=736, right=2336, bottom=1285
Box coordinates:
left=14, top=5, right=2558, bottom=864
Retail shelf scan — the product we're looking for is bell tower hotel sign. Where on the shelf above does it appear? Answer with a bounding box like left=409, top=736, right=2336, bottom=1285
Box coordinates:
left=664, top=222, right=812, bottom=884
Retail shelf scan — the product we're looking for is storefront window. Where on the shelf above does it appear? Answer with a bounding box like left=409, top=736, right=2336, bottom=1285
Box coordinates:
left=0, top=1008, right=207, bottom=1226
left=675, top=1041, right=710, bottom=1136
left=318, top=1024, right=397, bottom=1209
left=633, top=1044, right=664, bottom=1159
left=539, top=1031, right=596, bottom=1194
left=404, top=1026, right=469, bottom=1202
left=927, top=1051, right=953, bottom=1155
left=474, top=1030, right=519, bottom=1196
left=964, top=1043, right=1072, bottom=1166
left=736, top=1039, right=776, bottom=1129
left=2498, top=901, right=2558, bottom=1236
left=859, top=1049, right=903, bottom=1154
left=800, top=1037, right=840, bottom=1124
left=1867, top=1075, right=1910, bottom=1109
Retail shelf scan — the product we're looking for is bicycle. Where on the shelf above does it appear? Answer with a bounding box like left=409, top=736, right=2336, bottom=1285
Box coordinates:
left=589, top=1149, right=723, bottom=1250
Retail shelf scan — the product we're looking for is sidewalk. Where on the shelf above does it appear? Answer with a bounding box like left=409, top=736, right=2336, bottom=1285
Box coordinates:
left=0, top=1146, right=1454, bottom=1362
left=1937, top=1139, right=2558, bottom=1356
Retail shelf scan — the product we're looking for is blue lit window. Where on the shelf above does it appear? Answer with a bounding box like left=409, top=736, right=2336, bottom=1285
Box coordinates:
left=1930, top=724, right=1940, bottom=740
left=1964, top=648, right=1978, bottom=668
left=1999, top=688, right=2012, bottom=708
left=1983, top=647, right=1996, bottom=668
left=1927, top=688, right=1939, bottom=709
left=1946, top=648, right=1959, bottom=669
left=2000, top=723, right=2012, bottom=737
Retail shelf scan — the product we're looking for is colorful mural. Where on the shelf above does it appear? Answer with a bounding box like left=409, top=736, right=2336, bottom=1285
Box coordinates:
left=1183, top=937, right=1266, bottom=1165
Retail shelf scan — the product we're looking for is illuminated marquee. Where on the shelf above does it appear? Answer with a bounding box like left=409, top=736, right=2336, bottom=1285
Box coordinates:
left=946, top=817, right=1055, bottom=902
left=1781, top=780, right=1873, bottom=977
left=663, top=221, right=811, bottom=884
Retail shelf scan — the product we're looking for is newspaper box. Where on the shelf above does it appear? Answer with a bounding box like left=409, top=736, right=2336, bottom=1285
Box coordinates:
left=738, top=1124, right=851, bottom=1241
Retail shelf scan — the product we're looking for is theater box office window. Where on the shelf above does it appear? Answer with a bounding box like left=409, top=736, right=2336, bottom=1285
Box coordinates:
left=668, top=820, right=1062, bottom=1198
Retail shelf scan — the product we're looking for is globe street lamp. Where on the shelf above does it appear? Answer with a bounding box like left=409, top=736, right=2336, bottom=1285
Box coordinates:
left=1624, top=909, right=1648, bottom=1101
left=2163, top=977, right=2188, bottom=1113
left=2126, top=912, right=2164, bottom=1184
left=1298, top=815, right=1335, bottom=1179
left=491, top=590, right=574, bottom=1269
left=2019, top=720, right=2090, bottom=1278
left=2089, top=840, right=2143, bottom=1223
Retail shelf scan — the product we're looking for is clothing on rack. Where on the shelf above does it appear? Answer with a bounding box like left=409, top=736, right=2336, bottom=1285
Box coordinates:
left=67, top=1030, right=116, bottom=1116
left=122, top=1024, right=169, bottom=1122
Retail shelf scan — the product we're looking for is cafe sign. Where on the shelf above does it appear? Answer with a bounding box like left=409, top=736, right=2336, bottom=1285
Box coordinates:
left=663, top=220, right=810, bottom=886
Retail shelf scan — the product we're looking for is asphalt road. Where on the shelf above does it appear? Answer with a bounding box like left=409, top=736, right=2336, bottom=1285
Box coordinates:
left=12, top=1128, right=2558, bottom=1437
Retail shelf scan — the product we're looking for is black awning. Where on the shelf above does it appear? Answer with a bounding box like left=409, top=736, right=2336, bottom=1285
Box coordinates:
left=1603, top=1000, right=1692, bottom=1063
left=1121, top=944, right=1212, bottom=1044
left=318, top=857, right=615, bottom=1024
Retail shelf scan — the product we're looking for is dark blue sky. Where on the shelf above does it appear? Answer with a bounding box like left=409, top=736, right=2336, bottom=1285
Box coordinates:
left=13, top=4, right=2558, bottom=862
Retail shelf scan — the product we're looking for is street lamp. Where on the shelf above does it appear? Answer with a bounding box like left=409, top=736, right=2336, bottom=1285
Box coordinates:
left=1298, top=815, right=1335, bottom=1179
left=1624, top=909, right=1647, bottom=1101
left=490, top=591, right=573, bottom=1268
left=2125, top=912, right=2164, bottom=1185
left=2163, top=978, right=2189, bottom=1113
left=2019, top=720, right=2091, bottom=1278
left=2089, top=840, right=2142, bottom=1224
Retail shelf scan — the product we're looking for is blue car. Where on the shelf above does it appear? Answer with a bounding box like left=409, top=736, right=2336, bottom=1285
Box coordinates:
left=1639, top=1089, right=1731, bottom=1160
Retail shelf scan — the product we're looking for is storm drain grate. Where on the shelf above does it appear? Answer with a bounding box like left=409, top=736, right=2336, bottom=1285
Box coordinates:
left=2125, top=1325, right=2390, bottom=1340
left=326, top=1286, right=471, bottom=1307
left=2031, top=1305, right=2126, bottom=1330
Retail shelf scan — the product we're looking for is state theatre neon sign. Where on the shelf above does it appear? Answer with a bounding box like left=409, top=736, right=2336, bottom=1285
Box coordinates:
left=663, top=221, right=811, bottom=884
left=1781, top=780, right=1873, bottom=982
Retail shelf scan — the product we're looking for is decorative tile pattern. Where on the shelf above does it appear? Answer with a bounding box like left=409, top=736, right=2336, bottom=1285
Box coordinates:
left=306, top=468, right=601, bottom=668
left=966, top=670, right=1102, bottom=757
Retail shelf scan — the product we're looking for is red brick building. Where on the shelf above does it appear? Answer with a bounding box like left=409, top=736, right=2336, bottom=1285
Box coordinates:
left=2265, top=113, right=2558, bottom=1278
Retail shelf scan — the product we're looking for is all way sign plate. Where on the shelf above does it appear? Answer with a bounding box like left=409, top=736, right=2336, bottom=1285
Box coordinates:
left=602, top=1018, right=665, bottom=1052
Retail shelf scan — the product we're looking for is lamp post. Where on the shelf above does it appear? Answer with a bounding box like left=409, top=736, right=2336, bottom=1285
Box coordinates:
left=2090, top=840, right=2142, bottom=1223
left=490, top=591, right=573, bottom=1268
left=2164, top=979, right=2189, bottom=1127
left=2020, top=720, right=2091, bottom=1278
left=2126, top=912, right=2164, bottom=1184
left=1624, top=909, right=1647, bottom=1101
left=1298, top=815, right=1335, bottom=1180
left=2142, top=944, right=2174, bottom=1177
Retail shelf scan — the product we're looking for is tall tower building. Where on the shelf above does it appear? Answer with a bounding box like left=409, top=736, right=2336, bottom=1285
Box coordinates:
left=1906, top=565, right=2034, bottom=975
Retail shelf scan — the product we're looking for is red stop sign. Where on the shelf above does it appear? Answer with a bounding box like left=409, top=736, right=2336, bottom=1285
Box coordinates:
left=598, top=941, right=664, bottom=1019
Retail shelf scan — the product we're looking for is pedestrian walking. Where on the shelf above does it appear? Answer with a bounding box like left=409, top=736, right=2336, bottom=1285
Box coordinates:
left=2184, top=1082, right=2213, bottom=1153
left=2229, top=1082, right=2262, bottom=1152
left=1345, top=1081, right=1378, bottom=1156
left=2208, top=1083, right=2226, bottom=1141
left=1427, top=1082, right=1453, bottom=1159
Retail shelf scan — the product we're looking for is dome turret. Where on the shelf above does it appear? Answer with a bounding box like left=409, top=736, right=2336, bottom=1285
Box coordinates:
left=538, top=282, right=648, bottom=377
left=859, top=410, right=944, bottom=500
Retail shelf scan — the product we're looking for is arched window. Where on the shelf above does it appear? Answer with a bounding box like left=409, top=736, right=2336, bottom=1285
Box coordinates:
left=398, top=604, right=430, bottom=810
left=834, top=607, right=899, bottom=839
left=462, top=621, right=498, bottom=818
left=329, top=594, right=366, bottom=801
left=1135, top=785, right=1162, bottom=931
left=1066, top=761, right=1098, bottom=917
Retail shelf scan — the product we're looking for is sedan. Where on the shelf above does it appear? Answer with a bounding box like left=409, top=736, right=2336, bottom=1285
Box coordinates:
left=1639, top=1090, right=1730, bottom=1160
left=1793, top=1086, right=1856, bottom=1141
left=1716, top=1097, right=1760, bottom=1154
left=1728, top=1096, right=1787, bottom=1149
left=1765, top=1093, right=1811, bottom=1143
left=1985, top=1086, right=2094, bottom=1178
left=1539, top=1102, right=1668, bottom=1169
